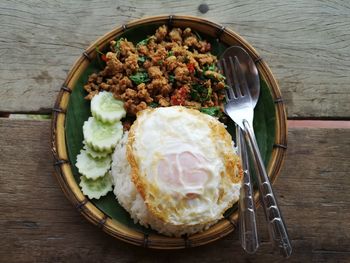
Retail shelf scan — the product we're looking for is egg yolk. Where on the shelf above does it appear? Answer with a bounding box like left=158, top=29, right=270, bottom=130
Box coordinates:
left=157, top=151, right=209, bottom=197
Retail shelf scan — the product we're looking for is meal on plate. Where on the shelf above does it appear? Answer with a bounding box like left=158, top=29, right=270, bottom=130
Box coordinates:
left=75, top=25, right=243, bottom=237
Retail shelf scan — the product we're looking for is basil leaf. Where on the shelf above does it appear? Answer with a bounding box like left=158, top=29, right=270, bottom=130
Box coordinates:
left=149, top=102, right=159, bottom=108
left=206, top=86, right=212, bottom=100
left=169, top=75, right=175, bottom=83
left=114, top=38, right=125, bottom=53
left=130, top=72, right=150, bottom=85
left=190, top=90, right=200, bottom=101
left=138, top=56, right=146, bottom=64
left=191, top=83, right=210, bottom=102
left=203, top=64, right=216, bottom=72
left=136, top=37, right=150, bottom=47
left=200, top=107, right=221, bottom=117
left=192, top=83, right=206, bottom=93
left=95, top=46, right=104, bottom=56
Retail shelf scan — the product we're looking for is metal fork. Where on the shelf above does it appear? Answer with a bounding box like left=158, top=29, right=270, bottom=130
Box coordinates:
left=220, top=56, right=292, bottom=258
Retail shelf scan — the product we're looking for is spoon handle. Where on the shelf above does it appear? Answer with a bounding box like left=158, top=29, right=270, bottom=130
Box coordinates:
left=237, top=125, right=259, bottom=254
left=242, top=120, right=292, bottom=258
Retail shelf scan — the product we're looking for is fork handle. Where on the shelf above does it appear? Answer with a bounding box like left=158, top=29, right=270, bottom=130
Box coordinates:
left=242, top=119, right=292, bottom=258
left=237, top=126, right=259, bottom=254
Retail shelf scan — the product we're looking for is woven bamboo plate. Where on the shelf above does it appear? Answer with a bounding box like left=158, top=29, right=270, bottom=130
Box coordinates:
left=51, top=15, right=287, bottom=249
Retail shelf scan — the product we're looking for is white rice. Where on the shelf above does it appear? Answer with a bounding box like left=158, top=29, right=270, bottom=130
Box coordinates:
left=111, top=132, right=218, bottom=237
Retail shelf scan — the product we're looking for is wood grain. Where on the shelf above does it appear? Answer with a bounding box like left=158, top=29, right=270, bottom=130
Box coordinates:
left=0, top=118, right=349, bottom=262
left=0, top=0, right=350, bottom=118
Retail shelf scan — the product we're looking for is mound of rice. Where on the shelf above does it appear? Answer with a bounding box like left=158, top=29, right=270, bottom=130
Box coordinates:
left=111, top=132, right=218, bottom=237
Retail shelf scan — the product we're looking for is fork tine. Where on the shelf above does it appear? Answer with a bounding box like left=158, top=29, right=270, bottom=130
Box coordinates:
left=221, top=59, right=235, bottom=99
left=233, top=56, right=250, bottom=97
left=230, top=56, right=242, bottom=97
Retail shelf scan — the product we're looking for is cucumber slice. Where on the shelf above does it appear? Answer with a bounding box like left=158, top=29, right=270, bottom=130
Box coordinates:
left=79, top=172, right=113, bottom=199
left=75, top=149, right=111, bottom=180
left=91, top=91, right=126, bottom=123
left=85, top=140, right=114, bottom=154
left=83, top=141, right=110, bottom=159
left=83, top=117, right=123, bottom=152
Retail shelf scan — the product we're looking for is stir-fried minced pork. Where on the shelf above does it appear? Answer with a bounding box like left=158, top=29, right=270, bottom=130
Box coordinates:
left=84, top=25, right=226, bottom=117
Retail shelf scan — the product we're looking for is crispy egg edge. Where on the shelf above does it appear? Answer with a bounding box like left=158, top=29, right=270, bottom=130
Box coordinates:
left=126, top=106, right=243, bottom=226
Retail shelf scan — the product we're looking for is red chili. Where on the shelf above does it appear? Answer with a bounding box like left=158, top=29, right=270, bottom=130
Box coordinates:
left=101, top=54, right=108, bottom=62
left=187, top=63, right=195, bottom=74
left=171, top=96, right=182, bottom=105
left=152, top=56, right=162, bottom=64
left=171, top=86, right=188, bottom=105
left=179, top=86, right=188, bottom=97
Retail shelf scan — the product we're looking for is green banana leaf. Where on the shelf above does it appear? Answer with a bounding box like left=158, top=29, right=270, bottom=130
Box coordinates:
left=65, top=24, right=275, bottom=235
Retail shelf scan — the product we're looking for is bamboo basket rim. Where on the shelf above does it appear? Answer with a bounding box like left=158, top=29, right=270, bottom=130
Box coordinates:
left=51, top=15, right=287, bottom=249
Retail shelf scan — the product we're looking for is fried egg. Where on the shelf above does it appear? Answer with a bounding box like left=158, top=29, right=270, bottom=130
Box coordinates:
left=127, top=106, right=242, bottom=227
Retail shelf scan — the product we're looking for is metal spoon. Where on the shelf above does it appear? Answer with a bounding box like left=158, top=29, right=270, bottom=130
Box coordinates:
left=221, top=46, right=259, bottom=254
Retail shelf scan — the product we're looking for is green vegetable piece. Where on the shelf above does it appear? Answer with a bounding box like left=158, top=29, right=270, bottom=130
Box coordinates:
left=203, top=64, right=216, bottom=72
left=218, top=73, right=225, bottom=80
left=167, top=51, right=174, bottom=57
left=190, top=84, right=201, bottom=101
left=136, top=37, right=151, bottom=47
left=76, top=149, right=111, bottom=180
left=192, top=83, right=206, bottom=93
left=138, top=56, right=146, bottom=64
left=130, top=72, right=150, bottom=85
left=190, top=90, right=200, bottom=101
left=83, top=141, right=110, bottom=159
left=191, top=83, right=210, bottom=102
left=79, top=173, right=113, bottom=199
left=200, top=107, right=222, bottom=117
left=95, top=46, right=104, bottom=56
left=206, top=86, right=212, bottom=100
left=149, top=102, right=159, bottom=108
left=83, top=117, right=123, bottom=152
left=91, top=91, right=126, bottom=124
left=114, top=38, right=125, bottom=54
left=169, top=74, right=175, bottom=83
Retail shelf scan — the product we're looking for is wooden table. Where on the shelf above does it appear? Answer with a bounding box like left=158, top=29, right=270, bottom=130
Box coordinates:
left=1, top=1, right=350, bottom=262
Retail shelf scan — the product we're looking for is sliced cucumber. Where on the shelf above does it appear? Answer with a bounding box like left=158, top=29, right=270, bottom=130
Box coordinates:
left=91, top=91, right=126, bottom=124
left=83, top=141, right=110, bottom=159
left=75, top=149, right=111, bottom=180
left=83, top=117, right=123, bottom=152
left=79, top=172, right=113, bottom=199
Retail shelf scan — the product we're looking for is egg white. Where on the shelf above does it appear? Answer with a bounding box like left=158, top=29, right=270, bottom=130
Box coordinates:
left=127, top=106, right=242, bottom=226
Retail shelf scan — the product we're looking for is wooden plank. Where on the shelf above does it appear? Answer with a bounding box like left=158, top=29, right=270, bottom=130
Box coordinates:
left=289, top=120, right=350, bottom=129
left=0, top=1, right=350, bottom=117
left=0, top=118, right=349, bottom=262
